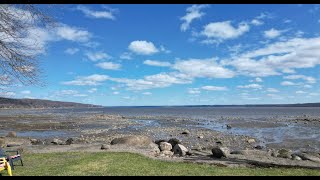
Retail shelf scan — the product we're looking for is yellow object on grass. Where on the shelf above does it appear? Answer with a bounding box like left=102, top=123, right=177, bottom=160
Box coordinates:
left=0, top=157, right=12, bottom=176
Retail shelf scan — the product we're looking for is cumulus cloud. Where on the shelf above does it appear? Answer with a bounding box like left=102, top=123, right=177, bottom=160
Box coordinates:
left=237, top=84, right=262, bottom=89
left=172, top=58, right=235, bottom=79
left=180, top=4, right=209, bottom=32
left=76, top=5, right=116, bottom=20
left=251, top=19, right=264, bottom=26
left=88, top=88, right=97, bottom=93
left=143, top=60, right=171, bottom=67
left=188, top=88, right=201, bottom=94
left=201, top=21, right=250, bottom=43
left=56, top=25, right=91, bottom=42
left=96, top=62, right=121, bottom=70
left=283, top=75, right=316, bottom=84
left=296, top=90, right=307, bottom=94
left=267, top=88, right=279, bottom=93
left=128, top=40, right=159, bottom=55
left=222, top=37, right=320, bottom=77
left=201, top=86, right=228, bottom=91
left=120, top=52, right=132, bottom=60
left=55, top=90, right=88, bottom=97
left=142, top=92, right=152, bottom=95
left=0, top=91, right=16, bottom=98
left=113, top=91, right=120, bottom=95
left=85, top=52, right=112, bottom=61
left=62, top=74, right=109, bottom=86
left=264, top=28, right=283, bottom=39
left=281, top=81, right=299, bottom=86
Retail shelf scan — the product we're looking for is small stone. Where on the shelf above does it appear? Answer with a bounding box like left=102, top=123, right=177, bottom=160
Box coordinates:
left=65, top=138, right=74, bottom=145
left=181, top=130, right=190, bottom=135
left=101, top=144, right=110, bottom=150
left=168, top=138, right=181, bottom=147
left=291, top=155, right=302, bottom=161
left=247, top=139, right=256, bottom=143
left=6, top=131, right=17, bottom=138
left=198, top=136, right=204, bottom=139
left=226, top=124, right=232, bottom=129
left=254, top=145, right=264, bottom=150
left=160, top=150, right=174, bottom=157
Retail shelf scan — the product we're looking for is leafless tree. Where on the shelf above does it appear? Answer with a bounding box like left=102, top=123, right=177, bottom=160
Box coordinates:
left=0, top=4, right=54, bottom=87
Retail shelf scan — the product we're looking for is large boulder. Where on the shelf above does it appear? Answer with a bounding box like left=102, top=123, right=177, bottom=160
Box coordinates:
left=277, top=149, right=292, bottom=159
left=173, top=144, right=189, bottom=156
left=211, top=147, right=230, bottom=158
left=159, top=142, right=172, bottom=151
left=148, top=143, right=161, bottom=155
left=110, top=135, right=153, bottom=147
left=293, top=153, right=320, bottom=163
left=6, top=131, right=17, bottom=138
left=168, top=138, right=181, bottom=148
left=65, top=138, right=74, bottom=145
left=101, top=144, right=110, bottom=150
left=51, top=138, right=64, bottom=145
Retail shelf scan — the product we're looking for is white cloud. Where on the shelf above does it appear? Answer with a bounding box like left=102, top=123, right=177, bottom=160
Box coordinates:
left=237, top=84, right=262, bottom=89
left=309, top=93, right=319, bottom=96
left=284, top=75, right=316, bottom=84
left=96, top=62, right=121, bottom=70
left=188, top=88, right=201, bottom=94
left=160, top=45, right=171, bottom=54
left=202, top=21, right=250, bottom=43
left=65, top=48, right=79, bottom=55
left=85, top=52, right=112, bottom=61
left=108, top=72, right=192, bottom=91
left=55, top=90, right=88, bottom=97
left=267, top=88, right=279, bottom=93
left=56, top=25, right=91, bottom=42
left=172, top=58, right=235, bottom=79
left=251, top=19, right=264, bottom=26
left=20, top=90, right=31, bottom=95
left=120, top=52, right=132, bottom=60
left=281, top=81, right=298, bottom=86
left=250, top=77, right=263, bottom=83
left=143, top=60, right=171, bottom=67
left=0, top=92, right=16, bottom=98
left=76, top=5, right=116, bottom=20
left=113, top=91, right=120, bottom=95
left=128, top=40, right=159, bottom=55
left=63, top=74, right=109, bottom=86
left=201, top=86, right=228, bottom=91
left=142, top=92, right=152, bottom=95
left=264, top=28, right=282, bottom=39
left=88, top=88, right=97, bottom=93
left=296, top=90, right=307, bottom=94
left=284, top=19, right=292, bottom=23
left=180, top=4, right=209, bottom=32
left=222, top=37, right=320, bottom=77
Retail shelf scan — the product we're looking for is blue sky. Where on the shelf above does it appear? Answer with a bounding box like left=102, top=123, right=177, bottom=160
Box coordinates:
left=2, top=4, right=320, bottom=106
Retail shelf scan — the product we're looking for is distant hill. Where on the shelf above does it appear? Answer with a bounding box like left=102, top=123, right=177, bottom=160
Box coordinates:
left=0, top=97, right=102, bottom=109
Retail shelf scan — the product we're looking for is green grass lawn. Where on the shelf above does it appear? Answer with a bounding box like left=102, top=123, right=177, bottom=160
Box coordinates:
left=1, top=152, right=319, bottom=176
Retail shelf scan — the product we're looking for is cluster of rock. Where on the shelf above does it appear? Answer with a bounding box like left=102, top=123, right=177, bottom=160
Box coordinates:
left=155, top=138, right=189, bottom=157
left=30, top=138, right=74, bottom=146
left=93, top=114, right=125, bottom=120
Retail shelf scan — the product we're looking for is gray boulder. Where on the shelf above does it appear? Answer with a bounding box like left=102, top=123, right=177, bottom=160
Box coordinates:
left=110, top=135, right=153, bottom=147
left=277, top=149, right=292, bottom=159
left=212, top=147, right=230, bottom=158
left=51, top=138, right=64, bottom=145
left=65, top=138, right=74, bottom=145
left=101, top=144, right=110, bottom=150
left=173, top=144, right=189, bottom=156
left=293, top=153, right=320, bottom=163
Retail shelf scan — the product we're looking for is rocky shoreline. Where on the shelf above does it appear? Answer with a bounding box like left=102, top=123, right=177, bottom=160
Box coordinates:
left=1, top=113, right=320, bottom=169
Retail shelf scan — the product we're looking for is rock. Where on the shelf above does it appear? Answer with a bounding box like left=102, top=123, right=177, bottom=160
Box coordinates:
left=168, top=138, right=181, bottom=148
left=148, top=143, right=161, bottom=154
left=65, top=138, right=74, bottom=145
left=255, top=145, right=264, bottom=150
left=215, top=141, right=223, bottom=145
left=101, top=144, right=110, bottom=150
left=160, top=150, right=174, bottom=157
left=226, top=124, right=232, bottom=129
left=6, top=144, right=21, bottom=147
left=159, top=142, right=172, bottom=151
left=268, top=149, right=278, bottom=157
left=181, top=130, right=190, bottom=135
left=51, top=138, right=64, bottom=145
left=110, top=135, right=153, bottom=147
left=198, top=136, right=204, bottom=139
left=0, top=138, right=5, bottom=147
left=155, top=139, right=167, bottom=145
left=247, top=139, right=256, bottom=144
left=277, top=149, right=292, bottom=159
left=173, top=144, right=189, bottom=156
left=293, top=153, right=320, bottom=163
left=291, top=154, right=302, bottom=161
left=211, top=147, right=230, bottom=158
left=6, top=131, right=17, bottom=138
left=30, top=139, right=44, bottom=145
